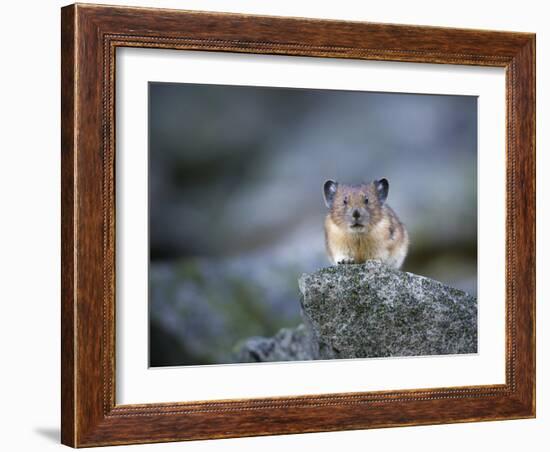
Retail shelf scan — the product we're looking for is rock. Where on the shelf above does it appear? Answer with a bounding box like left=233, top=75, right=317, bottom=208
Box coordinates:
left=235, top=260, right=477, bottom=361
left=235, top=324, right=316, bottom=362
left=299, top=261, right=477, bottom=359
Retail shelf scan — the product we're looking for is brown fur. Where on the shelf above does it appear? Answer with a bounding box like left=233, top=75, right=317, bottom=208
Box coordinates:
left=323, top=180, right=409, bottom=268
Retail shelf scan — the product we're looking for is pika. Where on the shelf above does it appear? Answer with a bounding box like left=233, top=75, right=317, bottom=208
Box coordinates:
left=323, top=178, right=409, bottom=269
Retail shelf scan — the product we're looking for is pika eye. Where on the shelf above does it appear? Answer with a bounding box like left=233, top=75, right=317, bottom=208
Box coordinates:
left=364, top=197, right=369, bottom=205
left=343, top=197, right=348, bottom=205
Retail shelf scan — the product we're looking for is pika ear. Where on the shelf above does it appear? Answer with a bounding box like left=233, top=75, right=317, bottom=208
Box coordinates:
left=323, top=180, right=338, bottom=208
left=375, top=178, right=389, bottom=204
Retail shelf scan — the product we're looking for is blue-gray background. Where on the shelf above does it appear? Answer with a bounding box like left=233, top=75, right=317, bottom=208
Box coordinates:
left=149, top=82, right=477, bottom=367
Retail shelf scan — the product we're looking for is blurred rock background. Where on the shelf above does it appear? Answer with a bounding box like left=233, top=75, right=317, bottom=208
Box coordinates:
left=148, top=82, right=477, bottom=367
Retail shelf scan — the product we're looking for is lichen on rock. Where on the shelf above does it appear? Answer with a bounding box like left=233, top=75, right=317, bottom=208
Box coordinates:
left=300, top=260, right=477, bottom=359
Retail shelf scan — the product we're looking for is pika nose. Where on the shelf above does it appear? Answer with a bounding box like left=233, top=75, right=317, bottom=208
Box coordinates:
left=352, top=209, right=360, bottom=220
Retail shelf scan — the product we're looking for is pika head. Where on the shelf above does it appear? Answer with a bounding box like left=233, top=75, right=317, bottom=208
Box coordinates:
left=323, top=179, right=389, bottom=233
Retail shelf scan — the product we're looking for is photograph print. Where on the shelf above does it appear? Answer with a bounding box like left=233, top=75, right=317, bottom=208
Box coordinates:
left=148, top=82, right=478, bottom=367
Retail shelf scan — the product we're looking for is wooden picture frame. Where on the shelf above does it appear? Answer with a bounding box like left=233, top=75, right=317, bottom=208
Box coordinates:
left=61, top=3, right=535, bottom=447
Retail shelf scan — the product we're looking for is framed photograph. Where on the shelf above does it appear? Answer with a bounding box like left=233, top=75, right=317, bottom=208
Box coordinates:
left=61, top=3, right=535, bottom=447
